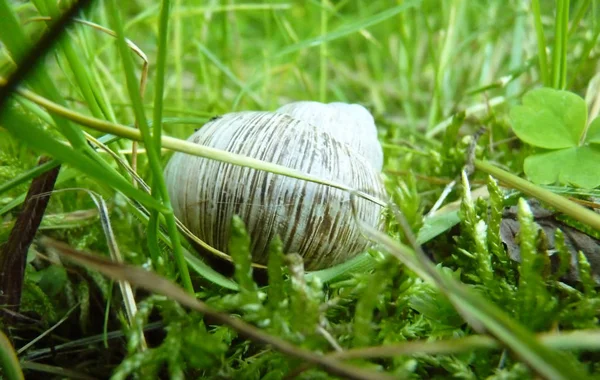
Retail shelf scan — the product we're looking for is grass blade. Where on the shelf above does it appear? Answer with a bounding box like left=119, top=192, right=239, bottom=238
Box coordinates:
left=474, top=159, right=600, bottom=231
left=146, top=0, right=172, bottom=280
left=0, top=0, right=90, bottom=150
left=0, top=159, right=60, bottom=197
left=275, top=0, right=421, bottom=58
left=531, top=0, right=550, bottom=86
left=14, top=87, right=386, bottom=207
left=0, top=330, right=24, bottom=380
left=357, top=217, right=589, bottom=380
left=551, top=0, right=568, bottom=88
left=106, top=0, right=193, bottom=293
left=0, top=106, right=166, bottom=213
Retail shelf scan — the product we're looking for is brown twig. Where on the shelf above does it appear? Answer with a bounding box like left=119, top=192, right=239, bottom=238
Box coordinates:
left=38, top=236, right=395, bottom=380
left=288, top=329, right=600, bottom=377
left=0, top=157, right=61, bottom=322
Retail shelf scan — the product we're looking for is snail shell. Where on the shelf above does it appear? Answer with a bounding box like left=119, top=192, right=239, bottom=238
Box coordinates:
left=276, top=101, right=383, bottom=170
left=164, top=103, right=386, bottom=270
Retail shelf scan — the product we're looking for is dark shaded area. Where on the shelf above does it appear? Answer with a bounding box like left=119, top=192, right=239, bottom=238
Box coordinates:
left=424, top=199, right=600, bottom=286
left=0, top=157, right=61, bottom=323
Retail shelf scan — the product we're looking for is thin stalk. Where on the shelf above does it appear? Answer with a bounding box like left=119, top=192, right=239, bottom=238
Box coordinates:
left=293, top=327, right=600, bottom=376
left=567, top=26, right=600, bottom=89
left=559, top=0, right=569, bottom=89
left=427, top=0, right=463, bottom=129
left=474, top=159, right=600, bottom=231
left=551, top=0, right=565, bottom=88
left=568, top=0, right=590, bottom=36
left=531, top=0, right=549, bottom=86
left=106, top=0, right=193, bottom=293
left=147, top=0, right=172, bottom=269
left=174, top=0, right=183, bottom=111
left=0, top=159, right=60, bottom=196
left=15, top=87, right=386, bottom=207
left=0, top=0, right=89, bottom=150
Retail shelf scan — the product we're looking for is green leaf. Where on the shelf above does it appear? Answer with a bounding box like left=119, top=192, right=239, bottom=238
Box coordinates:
left=523, top=146, right=600, bottom=189
left=510, top=88, right=587, bottom=149
left=586, top=117, right=600, bottom=144
left=38, top=265, right=68, bottom=297
left=305, top=252, right=376, bottom=283
left=416, top=211, right=461, bottom=244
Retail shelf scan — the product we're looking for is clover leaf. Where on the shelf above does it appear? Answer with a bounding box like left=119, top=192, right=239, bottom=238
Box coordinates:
left=586, top=117, right=600, bottom=144
left=510, top=87, right=600, bottom=189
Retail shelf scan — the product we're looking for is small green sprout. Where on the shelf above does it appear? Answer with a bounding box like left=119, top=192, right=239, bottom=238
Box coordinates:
left=510, top=87, right=600, bottom=188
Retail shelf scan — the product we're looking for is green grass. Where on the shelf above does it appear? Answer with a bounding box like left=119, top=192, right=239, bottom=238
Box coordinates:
left=1, top=0, right=600, bottom=379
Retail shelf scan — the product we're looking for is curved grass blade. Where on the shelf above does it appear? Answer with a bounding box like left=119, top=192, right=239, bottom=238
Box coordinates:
left=124, top=197, right=239, bottom=291
left=475, top=159, right=600, bottom=232
left=306, top=252, right=376, bottom=283
left=0, top=0, right=91, bottom=151
left=0, top=159, right=60, bottom=197
left=15, top=88, right=386, bottom=207
left=275, top=0, right=421, bottom=58
left=355, top=206, right=590, bottom=380
left=0, top=106, right=166, bottom=213
left=106, top=0, right=193, bottom=293
left=0, top=330, right=24, bottom=380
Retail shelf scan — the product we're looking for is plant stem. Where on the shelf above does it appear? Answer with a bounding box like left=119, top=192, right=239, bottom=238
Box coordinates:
left=16, top=87, right=386, bottom=207
left=474, top=159, right=600, bottom=231
left=551, top=0, right=569, bottom=89
left=106, top=0, right=193, bottom=293
left=559, top=0, right=570, bottom=89
left=568, top=0, right=590, bottom=36
left=531, top=0, right=549, bottom=86
left=147, top=0, right=172, bottom=270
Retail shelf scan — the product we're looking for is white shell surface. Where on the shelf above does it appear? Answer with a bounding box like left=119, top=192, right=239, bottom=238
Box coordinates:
left=164, top=110, right=386, bottom=270
left=276, top=101, right=384, bottom=170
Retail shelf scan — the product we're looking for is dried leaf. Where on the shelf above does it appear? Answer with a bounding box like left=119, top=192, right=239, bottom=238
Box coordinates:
left=500, top=199, right=600, bottom=284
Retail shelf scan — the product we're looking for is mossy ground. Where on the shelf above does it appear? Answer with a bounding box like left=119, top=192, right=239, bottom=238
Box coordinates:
left=1, top=1, right=599, bottom=379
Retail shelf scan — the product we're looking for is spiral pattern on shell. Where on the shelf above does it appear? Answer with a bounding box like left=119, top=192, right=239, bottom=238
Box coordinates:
left=164, top=105, right=386, bottom=270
